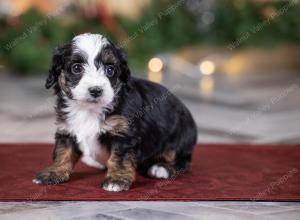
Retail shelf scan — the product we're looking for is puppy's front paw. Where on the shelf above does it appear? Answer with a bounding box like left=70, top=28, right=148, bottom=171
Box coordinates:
left=33, top=167, right=70, bottom=185
left=101, top=177, right=132, bottom=192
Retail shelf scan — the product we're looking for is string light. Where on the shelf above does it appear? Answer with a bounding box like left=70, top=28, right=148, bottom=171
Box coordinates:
left=148, top=57, right=163, bottom=72
left=199, top=60, right=215, bottom=75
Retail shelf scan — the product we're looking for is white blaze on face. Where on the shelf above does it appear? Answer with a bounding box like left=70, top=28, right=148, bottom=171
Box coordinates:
left=71, top=33, right=114, bottom=107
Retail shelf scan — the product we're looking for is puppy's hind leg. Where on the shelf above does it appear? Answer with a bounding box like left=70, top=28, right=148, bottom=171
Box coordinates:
left=147, top=150, right=176, bottom=179
left=33, top=133, right=81, bottom=185
left=147, top=150, right=192, bottom=179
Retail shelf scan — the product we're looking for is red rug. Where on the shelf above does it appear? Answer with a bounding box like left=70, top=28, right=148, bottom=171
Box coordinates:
left=0, top=143, right=299, bottom=201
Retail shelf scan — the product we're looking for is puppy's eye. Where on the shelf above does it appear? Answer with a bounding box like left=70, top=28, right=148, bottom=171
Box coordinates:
left=71, top=63, right=84, bottom=74
left=105, top=65, right=115, bottom=77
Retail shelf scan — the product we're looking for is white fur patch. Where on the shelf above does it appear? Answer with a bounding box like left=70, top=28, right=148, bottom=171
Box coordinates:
left=61, top=99, right=109, bottom=169
left=32, top=179, right=42, bottom=184
left=73, top=33, right=109, bottom=64
left=148, top=165, right=169, bottom=179
left=81, top=155, right=106, bottom=170
left=102, top=183, right=123, bottom=192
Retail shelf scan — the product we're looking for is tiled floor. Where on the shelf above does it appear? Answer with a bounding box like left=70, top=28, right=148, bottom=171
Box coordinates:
left=1, top=202, right=300, bottom=220
left=0, top=57, right=300, bottom=219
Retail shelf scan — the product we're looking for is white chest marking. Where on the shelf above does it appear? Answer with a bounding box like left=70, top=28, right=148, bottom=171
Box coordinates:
left=61, top=100, right=109, bottom=169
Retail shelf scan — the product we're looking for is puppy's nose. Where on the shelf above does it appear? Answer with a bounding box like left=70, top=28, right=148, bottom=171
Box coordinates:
left=88, top=86, right=103, bottom=98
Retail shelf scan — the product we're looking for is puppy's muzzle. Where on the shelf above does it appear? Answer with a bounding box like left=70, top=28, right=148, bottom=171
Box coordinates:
left=88, top=86, right=103, bottom=98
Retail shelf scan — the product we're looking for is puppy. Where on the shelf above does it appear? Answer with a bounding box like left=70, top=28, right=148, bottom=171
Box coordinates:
left=33, top=33, right=197, bottom=192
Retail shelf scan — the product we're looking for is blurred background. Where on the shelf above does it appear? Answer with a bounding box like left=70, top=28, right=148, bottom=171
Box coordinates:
left=0, top=0, right=300, bottom=143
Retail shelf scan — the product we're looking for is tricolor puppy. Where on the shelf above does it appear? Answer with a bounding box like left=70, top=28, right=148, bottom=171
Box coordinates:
left=33, top=33, right=197, bottom=192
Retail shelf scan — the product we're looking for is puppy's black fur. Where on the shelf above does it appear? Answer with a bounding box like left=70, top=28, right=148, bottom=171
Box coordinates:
left=101, top=78, right=197, bottom=174
left=34, top=36, right=197, bottom=191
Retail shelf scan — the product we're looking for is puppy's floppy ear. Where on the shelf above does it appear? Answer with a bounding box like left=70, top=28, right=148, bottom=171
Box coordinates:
left=117, top=48, right=131, bottom=83
left=45, top=44, right=70, bottom=89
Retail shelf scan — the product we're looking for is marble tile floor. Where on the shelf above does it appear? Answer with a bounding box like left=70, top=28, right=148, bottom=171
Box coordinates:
left=1, top=201, right=300, bottom=220
left=0, top=67, right=300, bottom=219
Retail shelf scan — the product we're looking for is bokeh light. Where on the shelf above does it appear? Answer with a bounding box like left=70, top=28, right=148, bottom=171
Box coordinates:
left=148, top=57, right=163, bottom=73
left=199, top=60, right=215, bottom=75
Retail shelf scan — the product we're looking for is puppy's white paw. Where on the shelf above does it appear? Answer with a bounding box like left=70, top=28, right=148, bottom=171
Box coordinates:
left=32, top=178, right=42, bottom=184
left=148, top=165, right=169, bottom=179
left=102, top=183, right=123, bottom=192
left=101, top=177, right=131, bottom=192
